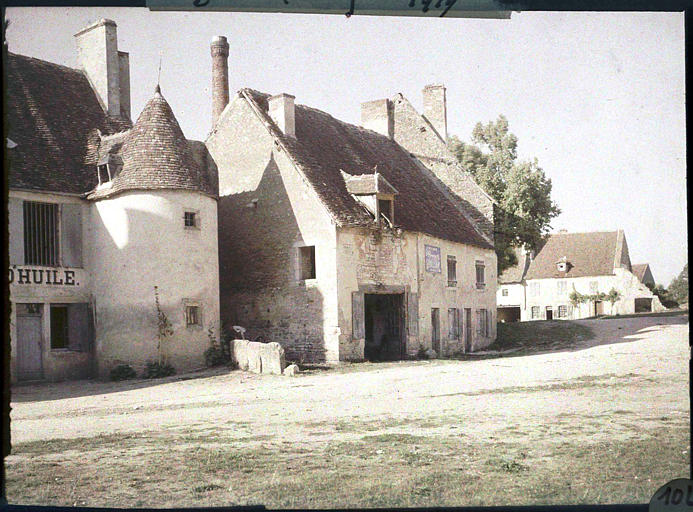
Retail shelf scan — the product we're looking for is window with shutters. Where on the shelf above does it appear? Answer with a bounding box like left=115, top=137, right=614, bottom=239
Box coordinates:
left=475, top=261, right=485, bottom=289
left=50, top=303, right=91, bottom=351
left=476, top=309, right=488, bottom=336
left=447, top=256, right=457, bottom=287
left=448, top=308, right=460, bottom=339
left=23, top=201, right=59, bottom=266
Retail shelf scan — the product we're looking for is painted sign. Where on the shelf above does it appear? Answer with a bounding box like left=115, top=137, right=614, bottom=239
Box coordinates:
left=424, top=245, right=441, bottom=273
left=9, top=266, right=81, bottom=286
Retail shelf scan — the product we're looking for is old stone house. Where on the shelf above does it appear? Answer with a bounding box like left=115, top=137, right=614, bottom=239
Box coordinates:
left=496, top=230, right=664, bottom=322
left=6, top=19, right=220, bottom=382
left=206, top=37, right=497, bottom=363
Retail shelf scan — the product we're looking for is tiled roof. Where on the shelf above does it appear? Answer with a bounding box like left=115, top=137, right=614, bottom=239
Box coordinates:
left=631, top=263, right=653, bottom=284
left=499, top=246, right=531, bottom=284
left=5, top=52, right=131, bottom=194
left=241, top=89, right=492, bottom=249
left=88, top=87, right=216, bottom=200
left=524, top=231, right=623, bottom=280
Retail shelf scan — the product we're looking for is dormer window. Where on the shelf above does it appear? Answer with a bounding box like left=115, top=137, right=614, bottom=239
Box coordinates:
left=97, top=164, right=110, bottom=185
left=343, top=169, right=398, bottom=227
left=378, top=198, right=394, bottom=225
left=556, top=256, right=569, bottom=272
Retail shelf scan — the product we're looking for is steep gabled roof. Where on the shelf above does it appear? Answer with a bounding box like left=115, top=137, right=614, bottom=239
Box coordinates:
left=88, top=87, right=216, bottom=200
left=631, top=263, right=655, bottom=284
left=5, top=52, right=131, bottom=194
left=240, top=89, right=492, bottom=249
left=525, top=231, right=626, bottom=280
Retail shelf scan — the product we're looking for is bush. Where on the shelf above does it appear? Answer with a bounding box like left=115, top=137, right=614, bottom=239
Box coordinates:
left=143, top=361, right=176, bottom=379
left=204, top=328, right=231, bottom=367
left=110, top=364, right=137, bottom=382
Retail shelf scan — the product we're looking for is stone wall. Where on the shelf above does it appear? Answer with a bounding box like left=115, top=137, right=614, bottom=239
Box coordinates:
left=209, top=95, right=340, bottom=363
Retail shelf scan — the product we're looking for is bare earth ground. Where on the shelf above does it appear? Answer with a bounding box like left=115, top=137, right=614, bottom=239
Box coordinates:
left=6, top=314, right=690, bottom=508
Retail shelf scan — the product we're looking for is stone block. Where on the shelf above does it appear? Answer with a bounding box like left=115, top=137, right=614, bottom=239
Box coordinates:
left=231, top=339, right=250, bottom=370
left=283, top=363, right=299, bottom=376
left=246, top=342, right=262, bottom=373
left=259, top=342, right=286, bottom=375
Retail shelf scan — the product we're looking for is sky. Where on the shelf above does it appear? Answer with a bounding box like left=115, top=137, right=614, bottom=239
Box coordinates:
left=5, top=8, right=687, bottom=285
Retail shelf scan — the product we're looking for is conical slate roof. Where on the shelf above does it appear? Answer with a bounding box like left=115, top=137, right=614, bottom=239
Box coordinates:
left=89, top=86, right=214, bottom=199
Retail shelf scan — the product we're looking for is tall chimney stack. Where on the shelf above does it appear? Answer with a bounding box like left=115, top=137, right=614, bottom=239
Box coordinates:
left=210, top=36, right=230, bottom=127
left=361, top=99, right=393, bottom=139
left=74, top=19, right=126, bottom=118
left=268, top=93, right=296, bottom=137
left=422, top=84, right=447, bottom=142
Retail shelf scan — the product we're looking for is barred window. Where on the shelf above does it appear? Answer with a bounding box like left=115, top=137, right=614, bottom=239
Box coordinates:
left=23, top=201, right=59, bottom=266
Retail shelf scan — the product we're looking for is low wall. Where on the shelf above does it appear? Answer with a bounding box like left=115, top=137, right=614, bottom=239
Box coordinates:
left=230, top=339, right=286, bottom=375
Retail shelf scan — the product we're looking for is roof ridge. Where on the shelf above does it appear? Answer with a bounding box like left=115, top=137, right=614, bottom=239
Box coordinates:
left=8, top=51, right=82, bottom=75
left=551, top=230, right=620, bottom=235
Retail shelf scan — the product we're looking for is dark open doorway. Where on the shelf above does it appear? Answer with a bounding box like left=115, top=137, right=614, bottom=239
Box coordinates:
left=364, top=293, right=405, bottom=361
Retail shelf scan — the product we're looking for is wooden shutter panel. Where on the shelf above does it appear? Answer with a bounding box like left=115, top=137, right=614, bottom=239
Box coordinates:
left=9, top=197, right=24, bottom=264
left=61, top=204, right=83, bottom=268
left=407, top=292, right=418, bottom=338
left=352, top=291, right=365, bottom=340
left=67, top=303, right=90, bottom=351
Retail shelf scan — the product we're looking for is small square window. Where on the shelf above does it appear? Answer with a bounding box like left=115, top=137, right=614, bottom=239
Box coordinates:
left=299, top=246, right=316, bottom=280
left=185, top=305, right=200, bottom=326
left=501, top=288, right=508, bottom=297
left=184, top=211, right=198, bottom=228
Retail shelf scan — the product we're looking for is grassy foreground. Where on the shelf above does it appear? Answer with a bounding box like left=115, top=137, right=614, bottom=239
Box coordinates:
left=6, top=422, right=688, bottom=508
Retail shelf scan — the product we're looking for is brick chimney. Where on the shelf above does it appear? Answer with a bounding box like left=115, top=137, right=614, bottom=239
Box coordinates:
left=268, top=93, right=296, bottom=137
left=210, top=36, right=230, bottom=127
left=422, top=84, right=447, bottom=142
left=361, top=99, right=393, bottom=139
left=75, top=19, right=130, bottom=119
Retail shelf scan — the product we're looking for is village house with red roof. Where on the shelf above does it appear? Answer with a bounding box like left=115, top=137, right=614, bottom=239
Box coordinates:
left=496, top=230, right=664, bottom=322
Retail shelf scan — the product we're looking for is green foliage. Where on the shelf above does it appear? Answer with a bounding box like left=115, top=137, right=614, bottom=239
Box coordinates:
left=667, top=264, right=688, bottom=306
left=109, top=364, right=137, bottom=382
left=652, top=283, right=679, bottom=309
left=204, top=327, right=231, bottom=367
left=154, top=286, right=174, bottom=366
left=143, top=361, right=176, bottom=379
left=606, top=288, right=621, bottom=306
left=449, top=116, right=561, bottom=274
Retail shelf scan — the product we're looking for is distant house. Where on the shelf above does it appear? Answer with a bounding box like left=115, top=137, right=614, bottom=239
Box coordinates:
left=631, top=263, right=656, bottom=288
left=497, top=231, right=664, bottom=321
left=206, top=37, right=497, bottom=362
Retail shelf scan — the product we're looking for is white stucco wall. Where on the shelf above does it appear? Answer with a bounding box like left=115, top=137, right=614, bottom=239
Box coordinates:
left=497, top=283, right=525, bottom=309
left=88, top=190, right=220, bottom=378
left=523, top=270, right=663, bottom=321
left=8, top=190, right=93, bottom=383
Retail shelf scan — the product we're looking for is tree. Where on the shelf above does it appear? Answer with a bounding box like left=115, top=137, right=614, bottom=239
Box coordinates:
left=667, top=264, right=688, bottom=306
left=449, top=116, right=561, bottom=273
left=652, top=283, right=678, bottom=309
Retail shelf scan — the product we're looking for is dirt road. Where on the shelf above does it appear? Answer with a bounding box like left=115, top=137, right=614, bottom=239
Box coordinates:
left=10, top=315, right=689, bottom=447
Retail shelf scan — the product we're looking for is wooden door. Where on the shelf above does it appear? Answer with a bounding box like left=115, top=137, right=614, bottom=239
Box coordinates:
left=464, top=308, right=472, bottom=352
left=16, top=304, right=43, bottom=381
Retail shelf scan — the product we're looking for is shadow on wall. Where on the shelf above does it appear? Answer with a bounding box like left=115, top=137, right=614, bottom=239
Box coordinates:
left=217, top=154, right=327, bottom=363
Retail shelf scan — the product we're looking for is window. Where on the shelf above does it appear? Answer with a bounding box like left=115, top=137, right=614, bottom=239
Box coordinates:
left=557, top=281, right=567, bottom=296
left=50, top=305, right=69, bottom=349
left=476, top=309, right=488, bottom=336
left=501, top=288, right=509, bottom=297
left=448, top=308, right=460, bottom=339
left=558, top=305, right=568, bottom=318
left=378, top=199, right=393, bottom=225
left=447, top=256, right=457, bottom=287
left=475, top=261, right=485, bottom=289
left=184, top=211, right=199, bottom=229
left=23, top=201, right=59, bottom=266
left=298, top=245, right=316, bottom=280
left=589, top=281, right=599, bottom=293
left=529, top=282, right=541, bottom=297
left=97, top=164, right=110, bottom=184
left=531, top=306, right=540, bottom=319
left=185, top=305, right=200, bottom=327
